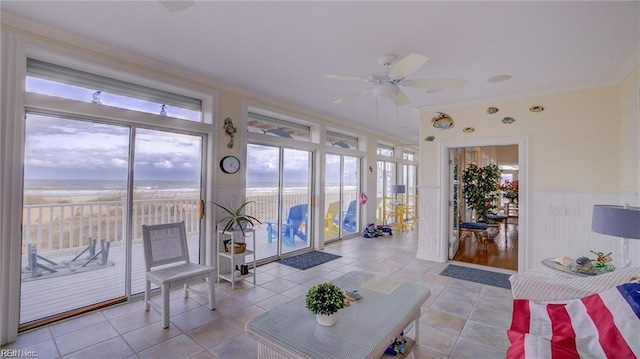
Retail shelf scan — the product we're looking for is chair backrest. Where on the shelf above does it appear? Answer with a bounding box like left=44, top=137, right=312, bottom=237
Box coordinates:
left=325, top=201, right=340, bottom=221
left=142, top=221, right=190, bottom=271
left=287, top=204, right=308, bottom=231
left=343, top=200, right=357, bottom=223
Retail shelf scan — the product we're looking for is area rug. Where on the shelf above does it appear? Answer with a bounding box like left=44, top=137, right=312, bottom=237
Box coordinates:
left=439, top=264, right=512, bottom=289
left=277, top=251, right=341, bottom=270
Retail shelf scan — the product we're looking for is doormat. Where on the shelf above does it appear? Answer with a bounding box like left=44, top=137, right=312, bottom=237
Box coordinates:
left=439, top=264, right=512, bottom=289
left=277, top=251, right=341, bottom=271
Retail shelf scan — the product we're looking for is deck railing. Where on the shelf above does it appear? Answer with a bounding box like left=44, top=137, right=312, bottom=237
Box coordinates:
left=21, top=192, right=361, bottom=255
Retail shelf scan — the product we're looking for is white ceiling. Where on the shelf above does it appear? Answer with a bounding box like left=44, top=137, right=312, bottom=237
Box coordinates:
left=3, top=1, right=639, bottom=143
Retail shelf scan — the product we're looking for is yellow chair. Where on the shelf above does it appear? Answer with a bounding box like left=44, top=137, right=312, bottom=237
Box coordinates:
left=324, top=201, right=340, bottom=237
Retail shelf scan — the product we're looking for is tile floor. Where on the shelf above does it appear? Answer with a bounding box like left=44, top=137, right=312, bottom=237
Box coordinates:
left=3, top=231, right=515, bottom=358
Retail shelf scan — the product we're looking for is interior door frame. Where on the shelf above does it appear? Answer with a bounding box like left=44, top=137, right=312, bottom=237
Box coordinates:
left=438, top=136, right=529, bottom=271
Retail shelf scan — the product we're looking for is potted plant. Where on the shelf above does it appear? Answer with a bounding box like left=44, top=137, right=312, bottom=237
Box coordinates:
left=305, top=282, right=344, bottom=326
left=499, top=180, right=519, bottom=203
left=213, top=200, right=262, bottom=237
left=462, top=163, right=502, bottom=239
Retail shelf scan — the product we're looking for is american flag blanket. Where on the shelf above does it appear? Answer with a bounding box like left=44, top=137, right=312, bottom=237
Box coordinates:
left=507, top=282, right=640, bottom=358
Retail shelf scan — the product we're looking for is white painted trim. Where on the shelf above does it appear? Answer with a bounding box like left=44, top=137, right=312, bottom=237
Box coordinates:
left=0, top=31, right=26, bottom=346
left=438, top=136, right=529, bottom=272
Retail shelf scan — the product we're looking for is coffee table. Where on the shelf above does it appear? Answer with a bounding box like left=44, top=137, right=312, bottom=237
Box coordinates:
left=245, top=271, right=431, bottom=359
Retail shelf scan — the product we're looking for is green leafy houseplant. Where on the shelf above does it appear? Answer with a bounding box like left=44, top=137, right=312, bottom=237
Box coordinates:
left=305, top=282, right=344, bottom=316
left=213, top=201, right=262, bottom=236
left=462, top=163, right=501, bottom=222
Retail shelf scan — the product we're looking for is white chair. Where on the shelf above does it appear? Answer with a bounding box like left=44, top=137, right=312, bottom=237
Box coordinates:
left=142, top=221, right=215, bottom=328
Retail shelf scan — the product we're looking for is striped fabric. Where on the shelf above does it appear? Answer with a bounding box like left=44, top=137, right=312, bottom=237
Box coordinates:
left=507, top=282, right=640, bottom=358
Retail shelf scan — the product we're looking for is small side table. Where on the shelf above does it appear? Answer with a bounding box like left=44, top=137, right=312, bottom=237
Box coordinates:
left=541, top=258, right=615, bottom=278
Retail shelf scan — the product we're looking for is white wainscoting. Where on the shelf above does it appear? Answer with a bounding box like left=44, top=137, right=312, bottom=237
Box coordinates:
left=526, top=190, right=637, bottom=271
left=417, top=186, right=443, bottom=262
left=416, top=188, right=639, bottom=272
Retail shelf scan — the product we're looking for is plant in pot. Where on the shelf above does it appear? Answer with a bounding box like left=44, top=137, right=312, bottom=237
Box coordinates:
left=305, top=282, right=344, bottom=326
left=213, top=201, right=262, bottom=252
left=462, top=163, right=502, bottom=239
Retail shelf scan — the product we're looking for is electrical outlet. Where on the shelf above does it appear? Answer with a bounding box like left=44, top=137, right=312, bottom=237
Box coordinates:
left=548, top=207, right=568, bottom=216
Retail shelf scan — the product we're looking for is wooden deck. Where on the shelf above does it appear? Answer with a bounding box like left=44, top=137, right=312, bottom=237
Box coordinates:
left=20, top=223, right=310, bottom=324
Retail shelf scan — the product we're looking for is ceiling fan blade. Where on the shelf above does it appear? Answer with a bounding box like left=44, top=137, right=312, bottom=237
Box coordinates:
left=332, top=88, right=373, bottom=104
left=321, top=74, right=370, bottom=82
left=388, top=53, right=429, bottom=79
left=390, top=89, right=410, bottom=106
left=403, top=78, right=466, bottom=89
left=159, top=0, right=195, bottom=12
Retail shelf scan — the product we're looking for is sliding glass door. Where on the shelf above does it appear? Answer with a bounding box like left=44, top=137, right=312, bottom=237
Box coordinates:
left=325, top=154, right=361, bottom=240
left=20, top=114, right=205, bottom=324
left=246, top=144, right=313, bottom=261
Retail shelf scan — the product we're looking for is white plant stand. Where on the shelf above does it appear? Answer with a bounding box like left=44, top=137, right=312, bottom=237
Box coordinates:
left=216, top=227, right=256, bottom=289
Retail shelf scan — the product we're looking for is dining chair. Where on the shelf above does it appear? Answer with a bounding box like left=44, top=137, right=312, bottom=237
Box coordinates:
left=142, top=221, right=215, bottom=328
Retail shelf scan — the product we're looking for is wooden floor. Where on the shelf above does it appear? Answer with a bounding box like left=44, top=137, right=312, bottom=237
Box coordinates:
left=453, top=220, right=518, bottom=271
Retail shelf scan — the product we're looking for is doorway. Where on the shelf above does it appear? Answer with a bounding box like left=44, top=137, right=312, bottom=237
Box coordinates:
left=440, top=137, right=527, bottom=272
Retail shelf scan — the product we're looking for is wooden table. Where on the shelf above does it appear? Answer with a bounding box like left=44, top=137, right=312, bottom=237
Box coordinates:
left=245, top=271, right=431, bottom=359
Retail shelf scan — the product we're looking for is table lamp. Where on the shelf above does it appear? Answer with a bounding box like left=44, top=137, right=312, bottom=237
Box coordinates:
left=390, top=185, right=406, bottom=201
left=591, top=204, right=640, bottom=268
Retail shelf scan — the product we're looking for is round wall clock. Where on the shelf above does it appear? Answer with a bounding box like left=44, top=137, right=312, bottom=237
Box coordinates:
left=220, top=155, right=240, bottom=174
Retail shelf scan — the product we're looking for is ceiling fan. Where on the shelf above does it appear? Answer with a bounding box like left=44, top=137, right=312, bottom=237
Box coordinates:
left=321, top=53, right=466, bottom=106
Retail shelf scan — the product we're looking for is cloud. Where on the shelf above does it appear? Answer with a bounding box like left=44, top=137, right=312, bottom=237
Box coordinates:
left=111, top=158, right=128, bottom=167
left=153, top=160, right=174, bottom=169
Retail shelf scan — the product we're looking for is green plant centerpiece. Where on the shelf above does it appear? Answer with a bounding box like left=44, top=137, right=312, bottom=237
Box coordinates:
left=213, top=201, right=262, bottom=236
left=305, top=282, right=344, bottom=326
left=462, top=163, right=501, bottom=223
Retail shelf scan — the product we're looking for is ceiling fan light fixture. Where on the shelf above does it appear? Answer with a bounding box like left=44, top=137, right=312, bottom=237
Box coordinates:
left=372, top=83, right=399, bottom=99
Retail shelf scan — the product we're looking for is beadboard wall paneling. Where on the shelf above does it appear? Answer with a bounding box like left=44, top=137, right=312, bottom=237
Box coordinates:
left=528, top=190, right=639, bottom=271
left=417, top=186, right=443, bottom=262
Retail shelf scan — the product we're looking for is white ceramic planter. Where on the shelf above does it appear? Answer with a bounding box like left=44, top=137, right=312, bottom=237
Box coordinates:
left=316, top=312, right=337, bottom=327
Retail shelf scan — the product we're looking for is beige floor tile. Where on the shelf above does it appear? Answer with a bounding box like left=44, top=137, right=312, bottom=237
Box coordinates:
left=64, top=336, right=134, bottom=359
left=421, top=308, right=467, bottom=335
left=49, top=312, right=107, bottom=337
left=102, top=301, right=146, bottom=320
left=232, top=286, right=277, bottom=304
left=209, top=333, right=258, bottom=359
left=187, top=318, right=244, bottom=350
left=468, top=306, right=512, bottom=330
left=430, top=293, right=476, bottom=317
left=223, top=305, right=265, bottom=330
left=190, top=350, right=216, bottom=359
left=171, top=306, right=221, bottom=332
left=262, top=278, right=298, bottom=293
left=0, top=327, right=51, bottom=349
left=417, top=323, right=458, bottom=356
left=281, top=285, right=310, bottom=298
left=55, top=321, right=119, bottom=355
left=254, top=294, right=293, bottom=312
left=449, top=337, right=507, bottom=358
left=448, top=278, right=484, bottom=293
left=411, top=345, right=450, bottom=359
left=122, top=322, right=182, bottom=352
left=474, top=292, right=514, bottom=313
left=460, top=320, right=510, bottom=350
left=212, top=295, right=251, bottom=317
left=109, top=308, right=161, bottom=334
left=416, top=273, right=452, bottom=287
left=137, top=334, right=204, bottom=359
